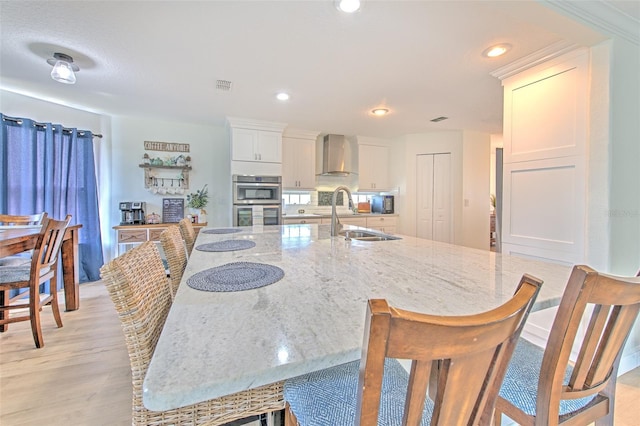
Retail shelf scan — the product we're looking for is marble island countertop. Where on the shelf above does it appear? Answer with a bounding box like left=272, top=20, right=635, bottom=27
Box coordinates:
left=143, top=224, right=572, bottom=411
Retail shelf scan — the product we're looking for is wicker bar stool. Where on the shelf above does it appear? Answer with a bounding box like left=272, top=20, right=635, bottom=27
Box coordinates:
left=178, top=218, right=196, bottom=257
left=159, top=225, right=187, bottom=298
left=100, top=242, right=284, bottom=425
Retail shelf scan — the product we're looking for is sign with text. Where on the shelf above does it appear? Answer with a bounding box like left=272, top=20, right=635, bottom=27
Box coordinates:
left=162, top=198, right=185, bottom=223
left=144, top=141, right=190, bottom=153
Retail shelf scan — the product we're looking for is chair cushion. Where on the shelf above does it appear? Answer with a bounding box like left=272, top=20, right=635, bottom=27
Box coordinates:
left=0, top=264, right=50, bottom=283
left=499, top=338, right=596, bottom=416
left=0, top=254, right=31, bottom=266
left=284, top=358, right=433, bottom=426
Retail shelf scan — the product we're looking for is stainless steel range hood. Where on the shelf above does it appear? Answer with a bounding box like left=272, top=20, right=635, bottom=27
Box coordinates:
left=322, top=134, right=354, bottom=176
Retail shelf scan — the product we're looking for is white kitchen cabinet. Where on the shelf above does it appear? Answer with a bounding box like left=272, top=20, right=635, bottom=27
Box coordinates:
left=283, top=217, right=322, bottom=225
left=322, top=216, right=367, bottom=227
left=282, top=136, right=316, bottom=189
left=366, top=216, right=397, bottom=234
left=358, top=144, right=390, bottom=191
left=232, top=128, right=282, bottom=163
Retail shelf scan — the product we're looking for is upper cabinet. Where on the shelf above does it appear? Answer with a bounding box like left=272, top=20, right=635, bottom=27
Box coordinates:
left=282, top=129, right=319, bottom=190
left=231, top=128, right=282, bottom=163
left=358, top=144, right=390, bottom=191
left=227, top=117, right=287, bottom=176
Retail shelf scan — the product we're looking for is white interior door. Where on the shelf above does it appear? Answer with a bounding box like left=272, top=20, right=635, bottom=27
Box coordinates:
left=416, top=154, right=434, bottom=239
left=433, top=153, right=451, bottom=242
left=416, top=153, right=451, bottom=243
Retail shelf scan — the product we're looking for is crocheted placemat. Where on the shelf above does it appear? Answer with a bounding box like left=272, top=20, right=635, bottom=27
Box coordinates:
left=202, top=228, right=243, bottom=234
left=187, top=262, right=285, bottom=292
left=195, top=240, right=256, bottom=252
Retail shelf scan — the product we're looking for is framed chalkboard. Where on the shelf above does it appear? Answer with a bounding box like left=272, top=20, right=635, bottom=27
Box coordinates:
left=162, top=198, right=184, bottom=223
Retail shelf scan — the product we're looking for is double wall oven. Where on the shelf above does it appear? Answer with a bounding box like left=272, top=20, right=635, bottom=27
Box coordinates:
left=232, top=175, right=282, bottom=226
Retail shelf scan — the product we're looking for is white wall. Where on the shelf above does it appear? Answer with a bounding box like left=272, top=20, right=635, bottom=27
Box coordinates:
left=462, top=131, right=491, bottom=250
left=109, top=116, right=229, bottom=260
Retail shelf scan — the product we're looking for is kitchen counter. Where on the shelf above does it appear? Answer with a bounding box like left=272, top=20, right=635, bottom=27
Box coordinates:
left=282, top=212, right=398, bottom=219
left=143, top=224, right=571, bottom=411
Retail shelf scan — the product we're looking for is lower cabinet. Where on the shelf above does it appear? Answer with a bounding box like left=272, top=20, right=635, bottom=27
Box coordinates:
left=365, top=216, right=397, bottom=234
left=282, top=218, right=322, bottom=225
left=319, top=215, right=397, bottom=233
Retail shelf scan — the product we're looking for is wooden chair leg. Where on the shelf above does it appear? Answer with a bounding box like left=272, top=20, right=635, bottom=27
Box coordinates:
left=50, top=275, right=63, bottom=328
left=0, top=289, right=8, bottom=332
left=29, top=285, right=44, bottom=348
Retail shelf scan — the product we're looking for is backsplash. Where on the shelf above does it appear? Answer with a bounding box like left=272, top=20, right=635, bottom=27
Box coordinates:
left=318, top=191, right=343, bottom=206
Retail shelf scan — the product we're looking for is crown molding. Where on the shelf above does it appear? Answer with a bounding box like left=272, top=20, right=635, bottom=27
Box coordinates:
left=539, top=0, right=639, bottom=46
left=282, top=128, right=321, bottom=140
left=490, top=40, right=581, bottom=81
left=226, top=116, right=288, bottom=132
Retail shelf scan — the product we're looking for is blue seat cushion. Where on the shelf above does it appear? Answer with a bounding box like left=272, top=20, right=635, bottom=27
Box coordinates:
left=284, top=358, right=433, bottom=426
left=0, top=264, right=50, bottom=283
left=499, top=338, right=596, bottom=417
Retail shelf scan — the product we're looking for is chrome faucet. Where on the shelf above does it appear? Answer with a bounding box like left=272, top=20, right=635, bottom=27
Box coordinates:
left=331, top=186, right=354, bottom=236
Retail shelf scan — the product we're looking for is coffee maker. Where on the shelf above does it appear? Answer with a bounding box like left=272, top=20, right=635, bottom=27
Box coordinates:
left=119, top=201, right=146, bottom=225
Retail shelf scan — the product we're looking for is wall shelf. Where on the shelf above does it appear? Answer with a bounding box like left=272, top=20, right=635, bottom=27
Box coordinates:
left=139, top=164, right=191, bottom=190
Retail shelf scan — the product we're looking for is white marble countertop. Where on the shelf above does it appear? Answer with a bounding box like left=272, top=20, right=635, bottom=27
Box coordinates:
left=143, top=224, right=572, bottom=411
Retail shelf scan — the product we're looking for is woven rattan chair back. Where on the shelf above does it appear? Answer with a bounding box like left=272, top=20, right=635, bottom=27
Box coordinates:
left=0, top=214, right=71, bottom=348
left=495, top=265, right=640, bottom=425
left=100, top=241, right=284, bottom=425
left=159, top=225, right=187, bottom=297
left=178, top=218, right=196, bottom=257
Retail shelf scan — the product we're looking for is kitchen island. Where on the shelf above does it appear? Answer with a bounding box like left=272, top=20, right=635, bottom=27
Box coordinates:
left=143, top=224, right=572, bottom=412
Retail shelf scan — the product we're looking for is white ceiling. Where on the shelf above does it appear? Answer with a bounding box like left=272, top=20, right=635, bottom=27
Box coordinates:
left=0, top=1, right=633, bottom=138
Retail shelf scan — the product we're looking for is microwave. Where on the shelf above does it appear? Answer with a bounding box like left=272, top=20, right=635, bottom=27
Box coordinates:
left=371, top=195, right=394, bottom=214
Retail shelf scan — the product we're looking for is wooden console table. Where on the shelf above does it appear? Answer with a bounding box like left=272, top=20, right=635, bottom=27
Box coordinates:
left=113, top=223, right=207, bottom=255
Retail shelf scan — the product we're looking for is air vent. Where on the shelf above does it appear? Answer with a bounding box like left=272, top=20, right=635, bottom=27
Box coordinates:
left=430, top=116, right=448, bottom=122
left=216, top=80, right=233, bottom=91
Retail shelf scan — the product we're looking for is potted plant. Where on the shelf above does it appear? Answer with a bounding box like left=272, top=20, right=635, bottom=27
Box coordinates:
left=186, top=184, right=208, bottom=223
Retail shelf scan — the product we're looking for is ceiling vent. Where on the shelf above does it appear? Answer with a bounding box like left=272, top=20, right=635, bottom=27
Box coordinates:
left=430, top=116, right=448, bottom=122
left=216, top=80, right=233, bottom=91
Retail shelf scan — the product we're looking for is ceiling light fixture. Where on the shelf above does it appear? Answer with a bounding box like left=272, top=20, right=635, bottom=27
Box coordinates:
left=335, top=0, right=361, bottom=13
left=482, top=43, right=512, bottom=58
left=276, top=92, right=290, bottom=101
left=371, top=108, right=389, bottom=116
left=47, top=52, right=79, bottom=84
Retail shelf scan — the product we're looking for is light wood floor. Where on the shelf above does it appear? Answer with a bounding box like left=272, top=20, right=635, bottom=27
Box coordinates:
left=1, top=281, right=639, bottom=425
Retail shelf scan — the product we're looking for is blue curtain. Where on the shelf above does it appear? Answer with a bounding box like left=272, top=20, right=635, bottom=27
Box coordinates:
left=0, top=113, right=103, bottom=282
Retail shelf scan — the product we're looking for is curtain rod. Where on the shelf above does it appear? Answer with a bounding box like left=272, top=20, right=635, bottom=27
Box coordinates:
left=2, top=115, right=103, bottom=138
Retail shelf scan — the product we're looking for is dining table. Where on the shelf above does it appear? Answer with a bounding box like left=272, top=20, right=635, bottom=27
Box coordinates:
left=0, top=224, right=82, bottom=311
left=143, top=223, right=573, bottom=413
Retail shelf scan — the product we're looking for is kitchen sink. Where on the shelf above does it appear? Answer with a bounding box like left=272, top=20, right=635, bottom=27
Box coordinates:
left=339, top=230, right=401, bottom=241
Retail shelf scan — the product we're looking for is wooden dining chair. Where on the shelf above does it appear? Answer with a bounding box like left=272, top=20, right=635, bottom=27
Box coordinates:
left=100, top=241, right=284, bottom=426
left=0, top=212, right=47, bottom=265
left=0, top=212, right=46, bottom=226
left=494, top=265, right=640, bottom=426
left=0, top=212, right=48, bottom=331
left=0, top=215, right=71, bottom=348
left=159, top=225, right=187, bottom=297
left=284, top=274, right=543, bottom=426
left=178, top=218, right=196, bottom=256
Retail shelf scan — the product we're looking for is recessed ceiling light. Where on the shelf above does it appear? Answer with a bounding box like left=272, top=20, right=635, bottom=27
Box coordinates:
left=335, top=0, right=361, bottom=13
left=276, top=92, right=290, bottom=101
left=483, top=43, right=512, bottom=58
left=371, top=108, right=389, bottom=116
